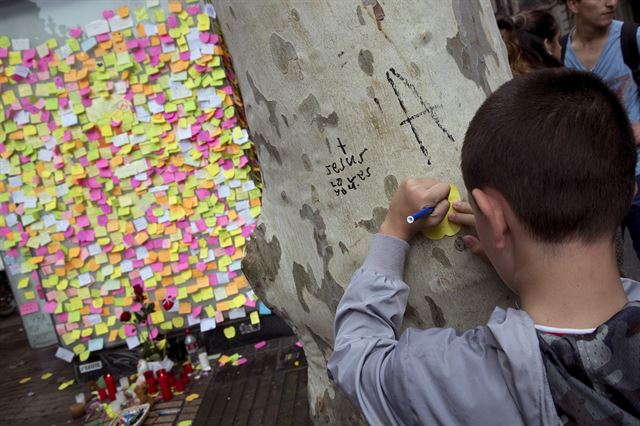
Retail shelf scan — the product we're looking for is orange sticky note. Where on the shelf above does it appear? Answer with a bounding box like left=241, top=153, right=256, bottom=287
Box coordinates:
left=168, top=1, right=182, bottom=13
left=118, top=6, right=129, bottom=18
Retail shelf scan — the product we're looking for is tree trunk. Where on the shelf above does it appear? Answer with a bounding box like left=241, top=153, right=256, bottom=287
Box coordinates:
left=212, top=1, right=514, bottom=423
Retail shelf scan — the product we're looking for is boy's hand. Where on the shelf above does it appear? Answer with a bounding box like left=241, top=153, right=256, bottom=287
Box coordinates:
left=379, top=178, right=451, bottom=242
left=448, top=200, right=489, bottom=262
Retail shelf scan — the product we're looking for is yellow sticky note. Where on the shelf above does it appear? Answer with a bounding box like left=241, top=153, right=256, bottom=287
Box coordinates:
left=250, top=311, right=260, bottom=325
left=172, top=316, right=184, bottom=328
left=95, top=323, right=109, bottom=336
left=423, top=184, right=462, bottom=240
left=18, top=277, right=30, bottom=288
left=150, top=310, right=165, bottom=324
left=58, top=379, right=74, bottom=391
left=185, top=393, right=199, bottom=402
left=19, top=377, right=32, bottom=384
left=41, top=372, right=53, bottom=380
left=223, top=326, right=236, bottom=339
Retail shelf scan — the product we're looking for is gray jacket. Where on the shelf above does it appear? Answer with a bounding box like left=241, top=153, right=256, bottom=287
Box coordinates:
left=327, top=234, right=640, bottom=425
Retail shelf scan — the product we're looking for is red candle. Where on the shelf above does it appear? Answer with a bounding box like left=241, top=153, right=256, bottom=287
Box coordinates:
left=183, top=363, right=193, bottom=374
left=143, top=370, right=154, bottom=380
left=157, top=372, right=172, bottom=401
left=146, top=378, right=158, bottom=394
left=97, top=387, right=108, bottom=401
left=104, top=374, right=117, bottom=401
left=180, top=371, right=189, bottom=384
left=175, top=377, right=185, bottom=392
left=168, top=372, right=176, bottom=389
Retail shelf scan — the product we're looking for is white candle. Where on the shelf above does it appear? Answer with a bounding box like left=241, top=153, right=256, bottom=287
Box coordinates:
left=198, top=352, right=211, bottom=371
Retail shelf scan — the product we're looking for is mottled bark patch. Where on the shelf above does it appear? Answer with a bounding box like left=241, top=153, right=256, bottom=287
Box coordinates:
left=384, top=174, right=398, bottom=201
left=269, top=33, right=303, bottom=80
left=246, top=71, right=281, bottom=136
left=299, top=94, right=339, bottom=133
left=431, top=247, right=452, bottom=268
left=358, top=49, right=374, bottom=76
left=357, top=207, right=388, bottom=234
left=302, top=153, right=313, bottom=171
left=356, top=5, right=366, bottom=26
left=242, top=224, right=282, bottom=304
left=252, top=132, right=282, bottom=166
left=425, top=295, right=446, bottom=327
left=447, top=0, right=498, bottom=96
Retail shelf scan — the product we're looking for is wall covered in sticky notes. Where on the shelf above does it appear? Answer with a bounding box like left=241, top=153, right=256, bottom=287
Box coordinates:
left=0, top=0, right=264, bottom=359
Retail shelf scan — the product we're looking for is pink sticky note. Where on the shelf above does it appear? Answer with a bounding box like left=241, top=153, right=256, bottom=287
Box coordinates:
left=44, top=301, right=58, bottom=314
left=191, top=305, right=202, bottom=318
left=103, top=9, right=115, bottom=19
left=124, top=324, right=137, bottom=337
left=254, top=341, right=267, bottom=349
left=150, top=327, right=158, bottom=339
left=76, top=215, right=90, bottom=227
left=166, top=286, right=178, bottom=298
left=0, top=48, right=7, bottom=58
left=167, top=15, right=178, bottom=28
left=295, top=340, right=303, bottom=348
left=187, top=5, right=200, bottom=15
left=69, top=27, right=83, bottom=38
left=236, top=357, right=248, bottom=366
left=19, top=301, right=40, bottom=316
left=199, top=33, right=210, bottom=43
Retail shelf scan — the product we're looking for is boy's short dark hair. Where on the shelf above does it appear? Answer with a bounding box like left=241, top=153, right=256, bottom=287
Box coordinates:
left=461, top=69, right=636, bottom=243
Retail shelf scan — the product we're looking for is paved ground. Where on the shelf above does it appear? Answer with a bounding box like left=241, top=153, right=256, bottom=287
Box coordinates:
left=0, top=311, right=310, bottom=426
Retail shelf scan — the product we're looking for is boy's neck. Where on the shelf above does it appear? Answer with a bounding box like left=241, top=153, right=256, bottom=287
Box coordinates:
left=574, top=18, right=611, bottom=45
left=515, top=239, right=627, bottom=329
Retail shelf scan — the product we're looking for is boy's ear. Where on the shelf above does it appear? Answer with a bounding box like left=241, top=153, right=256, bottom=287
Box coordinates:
left=471, top=188, right=508, bottom=250
left=566, top=0, right=579, bottom=14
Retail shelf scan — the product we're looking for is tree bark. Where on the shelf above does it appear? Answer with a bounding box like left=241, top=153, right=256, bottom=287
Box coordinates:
left=212, top=1, right=515, bottom=423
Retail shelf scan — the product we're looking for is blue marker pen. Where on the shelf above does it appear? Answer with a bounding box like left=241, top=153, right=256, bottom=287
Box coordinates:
left=406, top=207, right=435, bottom=224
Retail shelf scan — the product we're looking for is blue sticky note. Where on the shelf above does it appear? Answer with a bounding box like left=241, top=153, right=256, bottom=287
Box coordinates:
left=88, top=338, right=104, bottom=352
left=258, top=302, right=271, bottom=316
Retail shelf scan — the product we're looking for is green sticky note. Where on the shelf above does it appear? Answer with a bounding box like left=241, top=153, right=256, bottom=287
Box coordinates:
left=45, top=98, right=58, bottom=111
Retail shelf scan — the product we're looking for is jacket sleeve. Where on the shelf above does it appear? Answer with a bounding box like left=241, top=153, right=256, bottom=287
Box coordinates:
left=327, top=234, right=413, bottom=424
left=327, top=235, right=517, bottom=426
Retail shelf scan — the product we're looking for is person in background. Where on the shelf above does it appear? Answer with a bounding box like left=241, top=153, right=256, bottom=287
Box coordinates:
left=497, top=9, right=562, bottom=76
left=563, top=0, right=640, bottom=261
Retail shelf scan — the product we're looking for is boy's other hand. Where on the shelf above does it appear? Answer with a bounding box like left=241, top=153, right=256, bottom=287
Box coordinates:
left=448, top=200, right=489, bottom=263
left=379, top=178, right=450, bottom=242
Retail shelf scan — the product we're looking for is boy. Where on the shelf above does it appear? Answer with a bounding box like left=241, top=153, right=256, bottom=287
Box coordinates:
left=563, top=0, right=640, bottom=259
left=327, top=69, right=640, bottom=425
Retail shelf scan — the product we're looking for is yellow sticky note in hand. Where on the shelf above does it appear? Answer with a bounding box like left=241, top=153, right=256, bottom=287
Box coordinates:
left=423, top=184, right=462, bottom=241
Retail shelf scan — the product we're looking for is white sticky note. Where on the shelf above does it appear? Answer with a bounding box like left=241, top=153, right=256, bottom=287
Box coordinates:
left=81, top=37, right=98, bottom=52
left=200, top=318, right=216, bottom=332
left=115, top=159, right=148, bottom=179
left=36, top=43, right=50, bottom=58
left=109, top=15, right=134, bottom=32
left=11, top=38, right=30, bottom=51
left=126, top=336, right=140, bottom=349
left=55, top=346, right=75, bottom=363
left=61, top=112, right=78, bottom=128
left=84, top=19, right=110, bottom=37
left=146, top=0, right=160, bottom=7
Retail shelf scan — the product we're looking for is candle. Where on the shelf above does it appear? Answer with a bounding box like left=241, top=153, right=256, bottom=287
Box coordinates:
left=175, top=377, right=185, bottom=392
left=97, top=387, right=108, bottom=401
left=145, top=377, right=158, bottom=394
left=180, top=371, right=189, bottom=384
left=104, top=374, right=117, bottom=401
left=119, top=376, right=130, bottom=390
left=198, top=352, right=211, bottom=371
left=157, top=371, right=172, bottom=401
left=183, top=362, right=193, bottom=374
